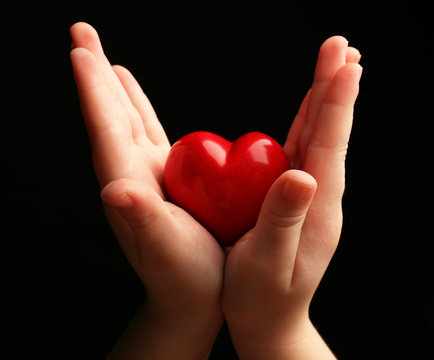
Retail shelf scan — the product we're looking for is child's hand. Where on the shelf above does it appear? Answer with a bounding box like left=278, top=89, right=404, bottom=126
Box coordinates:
left=70, top=22, right=224, bottom=359
left=221, top=36, right=362, bottom=359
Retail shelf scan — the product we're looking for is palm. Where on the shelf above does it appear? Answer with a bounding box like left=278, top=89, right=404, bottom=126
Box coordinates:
left=71, top=23, right=224, bottom=303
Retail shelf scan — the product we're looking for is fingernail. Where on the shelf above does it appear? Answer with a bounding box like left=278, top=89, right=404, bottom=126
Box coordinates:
left=356, top=53, right=362, bottom=64
left=101, top=184, right=135, bottom=208
left=352, top=49, right=362, bottom=64
left=357, top=64, right=363, bottom=80
left=116, top=193, right=135, bottom=208
left=282, top=180, right=315, bottom=203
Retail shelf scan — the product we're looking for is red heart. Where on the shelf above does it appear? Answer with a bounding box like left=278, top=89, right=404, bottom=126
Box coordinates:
left=164, top=131, right=289, bottom=246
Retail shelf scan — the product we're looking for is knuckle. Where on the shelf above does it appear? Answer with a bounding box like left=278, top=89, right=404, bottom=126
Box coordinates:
left=266, top=207, right=306, bottom=229
left=309, top=132, right=349, bottom=158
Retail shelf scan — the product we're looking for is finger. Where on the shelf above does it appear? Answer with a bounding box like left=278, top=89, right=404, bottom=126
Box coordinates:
left=304, top=63, right=362, bottom=213
left=113, top=65, right=170, bottom=146
left=346, top=46, right=362, bottom=64
left=108, top=65, right=147, bottom=144
left=100, top=178, right=182, bottom=281
left=307, top=36, right=349, bottom=123
left=70, top=23, right=134, bottom=123
left=70, top=22, right=105, bottom=57
left=289, top=64, right=362, bottom=289
left=101, top=204, right=141, bottom=274
left=298, top=36, right=348, bottom=165
left=247, top=170, right=317, bottom=292
left=284, top=89, right=311, bottom=167
left=70, top=47, right=130, bottom=168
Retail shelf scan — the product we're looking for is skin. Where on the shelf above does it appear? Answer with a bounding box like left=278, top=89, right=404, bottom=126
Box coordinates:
left=222, top=37, right=362, bottom=359
left=70, top=22, right=361, bottom=359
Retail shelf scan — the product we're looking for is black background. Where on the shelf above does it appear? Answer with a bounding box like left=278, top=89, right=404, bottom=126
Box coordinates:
left=2, top=2, right=433, bottom=359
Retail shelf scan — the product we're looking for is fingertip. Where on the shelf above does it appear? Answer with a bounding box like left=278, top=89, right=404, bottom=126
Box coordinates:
left=112, top=64, right=135, bottom=84
left=334, top=35, right=349, bottom=44
left=326, top=63, right=363, bottom=106
left=70, top=46, right=93, bottom=61
left=281, top=170, right=317, bottom=204
left=320, top=35, right=348, bottom=52
left=246, top=171, right=316, bottom=284
left=70, top=21, right=97, bottom=37
left=255, top=170, right=316, bottom=235
left=69, top=22, right=103, bottom=55
left=100, top=180, right=135, bottom=208
left=353, top=63, right=363, bottom=83
left=315, top=35, right=348, bottom=81
left=69, top=22, right=80, bottom=36
left=100, top=179, right=176, bottom=245
left=70, top=22, right=91, bottom=50
left=346, top=46, right=362, bottom=64
left=70, top=47, right=98, bottom=82
left=112, top=64, right=129, bottom=75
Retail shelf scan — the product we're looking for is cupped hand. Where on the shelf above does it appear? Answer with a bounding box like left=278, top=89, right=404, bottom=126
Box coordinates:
left=221, top=36, right=362, bottom=357
left=70, top=23, right=224, bottom=319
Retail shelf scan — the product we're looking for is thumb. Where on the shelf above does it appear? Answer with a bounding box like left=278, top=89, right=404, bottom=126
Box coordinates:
left=101, top=178, right=170, bottom=235
left=100, top=178, right=178, bottom=270
left=247, top=170, right=317, bottom=285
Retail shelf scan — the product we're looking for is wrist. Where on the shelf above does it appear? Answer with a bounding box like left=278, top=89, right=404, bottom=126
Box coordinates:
left=147, top=293, right=224, bottom=330
left=147, top=300, right=224, bottom=357
left=230, top=316, right=335, bottom=360
left=108, top=301, right=223, bottom=360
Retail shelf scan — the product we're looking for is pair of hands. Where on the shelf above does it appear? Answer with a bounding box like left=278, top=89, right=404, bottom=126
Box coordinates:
left=71, top=22, right=361, bottom=359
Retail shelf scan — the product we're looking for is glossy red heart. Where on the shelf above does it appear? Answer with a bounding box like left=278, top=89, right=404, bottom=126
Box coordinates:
left=164, top=131, right=289, bottom=246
